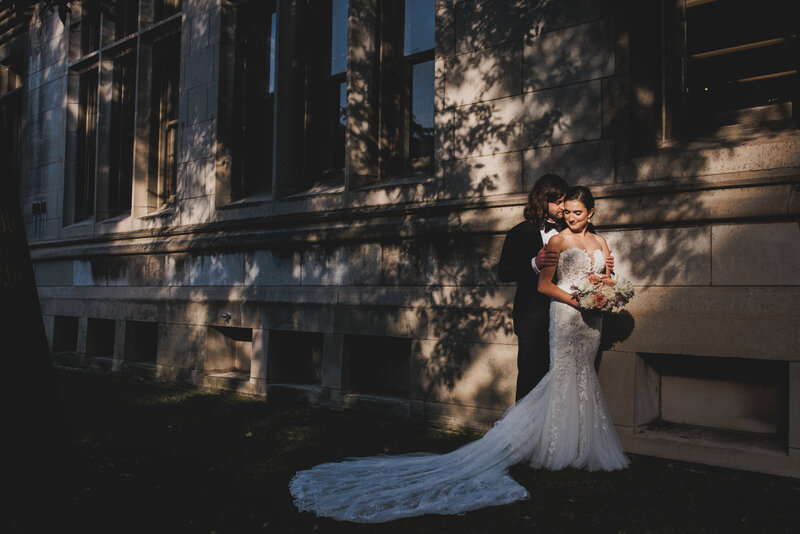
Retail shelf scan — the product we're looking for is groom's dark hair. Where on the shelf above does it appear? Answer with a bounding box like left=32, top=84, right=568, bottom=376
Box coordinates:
left=524, top=173, right=569, bottom=225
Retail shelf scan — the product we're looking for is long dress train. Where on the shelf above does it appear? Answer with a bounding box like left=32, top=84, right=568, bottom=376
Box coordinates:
left=289, top=247, right=628, bottom=523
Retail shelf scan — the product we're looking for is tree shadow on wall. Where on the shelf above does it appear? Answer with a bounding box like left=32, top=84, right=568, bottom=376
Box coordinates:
left=404, top=0, right=798, bottom=415
left=46, top=0, right=799, bottom=430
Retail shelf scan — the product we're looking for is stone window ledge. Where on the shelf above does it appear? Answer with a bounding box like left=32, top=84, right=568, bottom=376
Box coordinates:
left=138, top=206, right=176, bottom=220
left=97, top=212, right=131, bottom=224
left=351, top=174, right=436, bottom=192
left=282, top=182, right=346, bottom=199
left=218, top=192, right=272, bottom=210
left=619, top=129, right=800, bottom=184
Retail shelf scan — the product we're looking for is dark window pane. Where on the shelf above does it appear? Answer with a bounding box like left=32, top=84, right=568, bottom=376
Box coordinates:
left=0, top=61, right=22, bottom=193
left=108, top=53, right=136, bottom=216
left=77, top=69, right=98, bottom=221
left=153, top=33, right=181, bottom=206
left=269, top=12, right=277, bottom=94
left=331, top=0, right=348, bottom=75
left=305, top=0, right=347, bottom=184
left=155, top=0, right=182, bottom=21
left=404, top=0, right=435, bottom=56
left=112, top=1, right=139, bottom=41
left=0, top=61, right=22, bottom=94
left=684, top=0, right=798, bottom=116
left=81, top=6, right=101, bottom=55
left=234, top=1, right=275, bottom=197
left=410, top=60, right=434, bottom=159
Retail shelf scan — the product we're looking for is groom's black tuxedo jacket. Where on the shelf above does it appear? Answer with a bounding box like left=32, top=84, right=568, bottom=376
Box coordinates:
left=497, top=220, right=551, bottom=337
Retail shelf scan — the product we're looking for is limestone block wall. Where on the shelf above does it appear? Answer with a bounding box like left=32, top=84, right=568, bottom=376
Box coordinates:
left=18, top=7, right=67, bottom=242
left=12, top=0, right=800, bottom=477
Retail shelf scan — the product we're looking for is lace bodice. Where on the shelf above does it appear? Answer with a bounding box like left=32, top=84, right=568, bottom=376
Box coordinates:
left=555, top=247, right=606, bottom=290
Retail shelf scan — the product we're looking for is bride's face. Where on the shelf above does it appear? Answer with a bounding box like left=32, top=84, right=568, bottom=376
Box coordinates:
left=563, top=200, right=593, bottom=232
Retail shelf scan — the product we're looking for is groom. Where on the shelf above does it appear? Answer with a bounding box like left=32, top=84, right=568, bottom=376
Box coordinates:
left=498, top=174, right=613, bottom=401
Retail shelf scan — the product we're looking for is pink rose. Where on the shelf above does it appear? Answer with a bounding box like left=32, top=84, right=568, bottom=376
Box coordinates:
left=587, top=274, right=601, bottom=285
left=592, top=292, right=608, bottom=309
left=601, top=276, right=616, bottom=286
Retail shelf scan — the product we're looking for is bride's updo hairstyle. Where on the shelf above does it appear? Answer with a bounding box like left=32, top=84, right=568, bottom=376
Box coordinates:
left=564, top=186, right=594, bottom=211
left=525, top=173, right=569, bottom=225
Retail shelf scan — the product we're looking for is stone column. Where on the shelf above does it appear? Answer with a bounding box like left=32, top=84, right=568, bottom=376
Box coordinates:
left=112, top=319, right=125, bottom=371
left=251, top=328, right=268, bottom=394
left=76, top=316, right=88, bottom=365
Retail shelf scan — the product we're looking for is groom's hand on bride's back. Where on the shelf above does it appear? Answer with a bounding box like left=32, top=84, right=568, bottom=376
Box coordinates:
left=535, top=246, right=559, bottom=270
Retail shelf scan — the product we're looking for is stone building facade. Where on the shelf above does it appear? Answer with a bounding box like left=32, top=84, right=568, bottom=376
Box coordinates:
left=2, top=0, right=798, bottom=477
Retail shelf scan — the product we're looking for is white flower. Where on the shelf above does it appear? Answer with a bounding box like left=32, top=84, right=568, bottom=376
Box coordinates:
left=580, top=296, right=594, bottom=309
left=601, top=286, right=616, bottom=300
left=618, top=279, right=634, bottom=298
left=578, top=278, right=593, bottom=293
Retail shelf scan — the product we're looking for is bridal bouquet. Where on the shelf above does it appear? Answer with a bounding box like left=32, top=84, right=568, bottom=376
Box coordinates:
left=570, top=272, right=634, bottom=311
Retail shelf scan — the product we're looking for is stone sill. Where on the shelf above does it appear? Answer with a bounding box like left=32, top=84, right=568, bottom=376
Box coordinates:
left=138, top=206, right=177, bottom=220
left=282, top=182, right=345, bottom=199
left=619, top=130, right=800, bottom=184
left=218, top=193, right=272, bottom=210
left=351, top=174, right=436, bottom=192
left=51, top=351, right=79, bottom=367
left=336, top=393, right=414, bottom=419
left=122, top=361, right=157, bottom=379
left=203, top=372, right=258, bottom=395
left=636, top=421, right=787, bottom=456
left=264, top=383, right=322, bottom=404
left=622, top=422, right=798, bottom=478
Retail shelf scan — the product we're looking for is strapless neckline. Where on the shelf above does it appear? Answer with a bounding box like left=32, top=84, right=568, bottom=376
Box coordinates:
left=561, top=247, right=604, bottom=269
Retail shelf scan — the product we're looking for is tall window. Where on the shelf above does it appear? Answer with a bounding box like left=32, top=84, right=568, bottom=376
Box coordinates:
left=305, top=0, right=348, bottom=186
left=151, top=33, right=181, bottom=207
left=380, top=0, right=434, bottom=177
left=675, top=0, right=798, bottom=134
left=232, top=0, right=277, bottom=198
left=66, top=1, right=182, bottom=224
left=108, top=52, right=136, bottom=217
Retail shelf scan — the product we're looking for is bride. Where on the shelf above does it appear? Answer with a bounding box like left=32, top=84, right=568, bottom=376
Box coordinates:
left=289, top=186, right=629, bottom=523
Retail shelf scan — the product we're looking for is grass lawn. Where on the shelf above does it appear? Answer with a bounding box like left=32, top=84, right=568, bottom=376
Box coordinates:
left=10, top=368, right=799, bottom=533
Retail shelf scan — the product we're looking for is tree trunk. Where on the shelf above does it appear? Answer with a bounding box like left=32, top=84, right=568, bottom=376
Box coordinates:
left=1, top=77, right=68, bottom=518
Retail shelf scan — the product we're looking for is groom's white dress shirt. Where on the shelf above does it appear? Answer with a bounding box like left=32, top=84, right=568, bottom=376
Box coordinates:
left=530, top=223, right=561, bottom=274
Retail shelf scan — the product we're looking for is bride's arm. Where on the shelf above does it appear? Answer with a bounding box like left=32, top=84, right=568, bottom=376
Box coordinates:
left=537, top=236, right=581, bottom=309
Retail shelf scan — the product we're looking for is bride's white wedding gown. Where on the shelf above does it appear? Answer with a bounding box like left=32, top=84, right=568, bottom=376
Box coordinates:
left=289, top=247, right=628, bottom=522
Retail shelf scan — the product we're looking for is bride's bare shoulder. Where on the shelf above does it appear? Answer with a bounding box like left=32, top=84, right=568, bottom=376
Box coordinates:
left=592, top=233, right=610, bottom=254
left=593, top=232, right=608, bottom=246
left=547, top=234, right=567, bottom=250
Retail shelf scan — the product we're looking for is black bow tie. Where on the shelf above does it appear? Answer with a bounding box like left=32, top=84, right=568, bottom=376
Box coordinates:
left=543, top=220, right=561, bottom=232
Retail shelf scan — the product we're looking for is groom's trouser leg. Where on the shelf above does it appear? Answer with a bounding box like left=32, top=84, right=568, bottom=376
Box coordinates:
left=515, top=334, right=550, bottom=401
